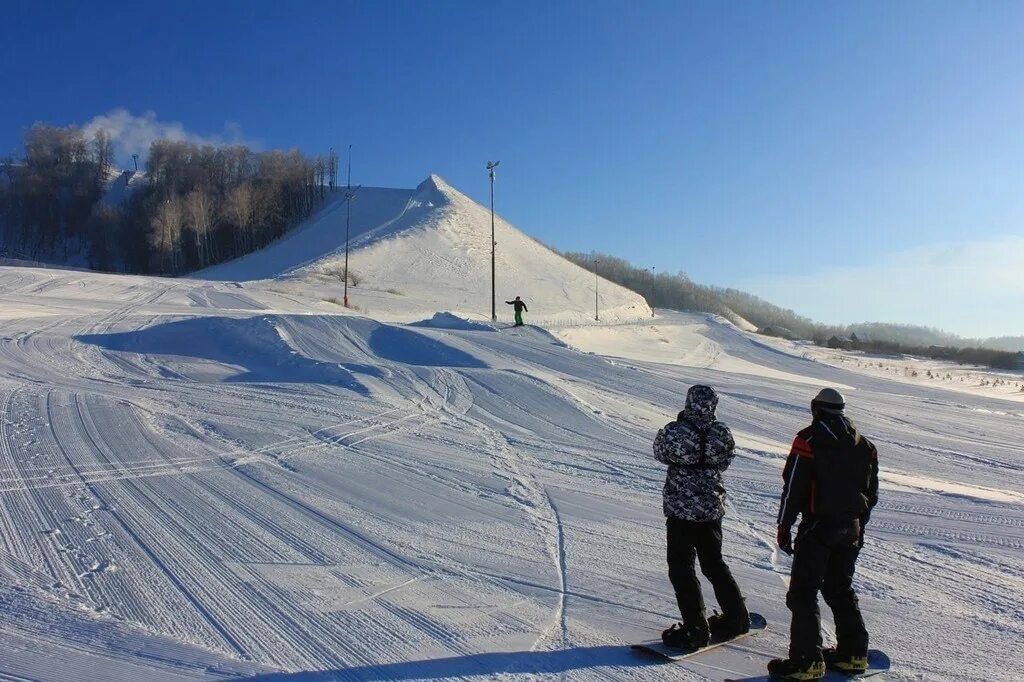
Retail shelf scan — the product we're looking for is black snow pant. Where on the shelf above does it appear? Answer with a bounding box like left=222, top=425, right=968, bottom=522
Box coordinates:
left=786, top=517, right=868, bottom=660
left=666, top=517, right=747, bottom=629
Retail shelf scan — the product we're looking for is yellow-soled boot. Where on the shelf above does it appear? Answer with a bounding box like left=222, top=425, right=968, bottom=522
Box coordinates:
left=823, top=647, right=869, bottom=675
left=767, top=656, right=826, bottom=680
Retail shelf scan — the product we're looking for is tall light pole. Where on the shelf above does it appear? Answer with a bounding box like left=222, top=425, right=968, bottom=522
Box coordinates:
left=487, top=160, right=500, bottom=321
left=650, top=266, right=656, bottom=317
left=594, top=255, right=600, bottom=321
left=343, top=144, right=354, bottom=308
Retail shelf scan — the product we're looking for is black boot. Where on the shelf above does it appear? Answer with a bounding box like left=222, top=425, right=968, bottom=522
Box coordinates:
left=767, top=655, right=826, bottom=680
left=662, top=621, right=710, bottom=650
left=708, top=611, right=750, bottom=642
left=823, top=647, right=868, bottom=675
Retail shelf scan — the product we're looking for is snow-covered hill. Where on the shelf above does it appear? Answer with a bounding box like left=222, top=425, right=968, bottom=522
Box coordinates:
left=199, top=175, right=652, bottom=325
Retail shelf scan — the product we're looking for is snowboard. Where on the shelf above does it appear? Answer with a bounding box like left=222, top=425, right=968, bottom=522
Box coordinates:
left=631, top=613, right=768, bottom=662
left=724, top=649, right=891, bottom=681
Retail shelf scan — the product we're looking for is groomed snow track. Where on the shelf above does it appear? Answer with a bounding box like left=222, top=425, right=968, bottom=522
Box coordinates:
left=0, top=266, right=1021, bottom=681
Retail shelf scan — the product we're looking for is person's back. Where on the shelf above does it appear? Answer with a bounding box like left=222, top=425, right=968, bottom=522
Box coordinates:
left=654, top=385, right=749, bottom=649
left=782, top=416, right=876, bottom=524
left=770, top=388, right=879, bottom=680
left=655, top=393, right=734, bottom=521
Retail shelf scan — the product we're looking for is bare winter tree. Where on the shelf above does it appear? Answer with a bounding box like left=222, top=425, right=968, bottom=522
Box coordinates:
left=184, top=188, right=215, bottom=268
left=223, top=182, right=255, bottom=257
left=92, top=130, right=114, bottom=181
left=87, top=202, right=120, bottom=270
left=314, top=157, right=326, bottom=202
left=328, top=148, right=338, bottom=192
left=150, top=195, right=184, bottom=274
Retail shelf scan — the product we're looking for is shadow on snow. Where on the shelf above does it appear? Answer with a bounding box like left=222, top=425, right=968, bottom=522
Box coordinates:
left=367, top=324, right=487, bottom=368
left=241, top=645, right=660, bottom=681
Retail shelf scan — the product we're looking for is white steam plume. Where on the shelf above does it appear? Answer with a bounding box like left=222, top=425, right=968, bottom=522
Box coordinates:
left=81, top=108, right=248, bottom=167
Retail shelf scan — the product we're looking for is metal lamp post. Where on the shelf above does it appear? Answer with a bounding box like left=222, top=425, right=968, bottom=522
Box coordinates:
left=594, top=256, right=600, bottom=321
left=651, top=266, right=656, bottom=317
left=343, top=145, right=354, bottom=308
left=486, top=160, right=500, bottom=321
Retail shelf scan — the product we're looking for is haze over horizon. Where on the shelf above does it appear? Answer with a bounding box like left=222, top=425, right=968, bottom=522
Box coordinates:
left=3, top=1, right=1022, bottom=337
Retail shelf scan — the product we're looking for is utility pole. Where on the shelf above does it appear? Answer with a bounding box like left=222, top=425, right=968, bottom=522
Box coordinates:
left=132, top=154, right=139, bottom=171
left=486, top=161, right=500, bottom=321
left=651, top=266, right=656, bottom=317
left=594, top=255, right=600, bottom=321
left=343, top=144, right=353, bottom=308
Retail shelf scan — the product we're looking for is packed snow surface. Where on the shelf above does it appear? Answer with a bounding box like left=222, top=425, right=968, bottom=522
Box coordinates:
left=0, top=265, right=1021, bottom=681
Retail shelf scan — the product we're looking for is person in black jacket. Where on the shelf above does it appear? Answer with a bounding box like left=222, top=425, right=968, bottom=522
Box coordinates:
left=654, top=385, right=749, bottom=650
left=768, top=388, right=879, bottom=680
left=506, top=296, right=528, bottom=326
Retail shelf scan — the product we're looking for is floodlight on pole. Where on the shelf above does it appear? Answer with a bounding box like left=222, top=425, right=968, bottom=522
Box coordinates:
left=487, top=160, right=500, bottom=322
left=594, top=255, right=600, bottom=322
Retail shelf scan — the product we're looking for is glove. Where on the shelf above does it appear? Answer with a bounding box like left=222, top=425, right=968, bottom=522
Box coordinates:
left=777, top=525, right=793, bottom=555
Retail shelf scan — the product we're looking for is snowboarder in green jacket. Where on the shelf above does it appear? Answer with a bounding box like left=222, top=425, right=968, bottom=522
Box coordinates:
left=506, top=296, right=528, bottom=326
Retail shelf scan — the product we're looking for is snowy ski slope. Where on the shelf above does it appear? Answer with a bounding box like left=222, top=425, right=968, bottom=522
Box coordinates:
left=0, top=265, right=1021, bottom=681
left=199, top=176, right=652, bottom=326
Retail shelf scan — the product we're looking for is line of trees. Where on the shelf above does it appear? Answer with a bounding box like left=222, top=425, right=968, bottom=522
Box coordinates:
left=563, top=251, right=837, bottom=338
left=0, top=124, right=113, bottom=262
left=0, top=124, right=339, bottom=274
left=563, top=251, right=1023, bottom=369
left=838, top=336, right=1021, bottom=370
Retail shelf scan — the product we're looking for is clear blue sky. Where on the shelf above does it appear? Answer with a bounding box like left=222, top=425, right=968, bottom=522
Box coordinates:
left=3, top=1, right=1022, bottom=337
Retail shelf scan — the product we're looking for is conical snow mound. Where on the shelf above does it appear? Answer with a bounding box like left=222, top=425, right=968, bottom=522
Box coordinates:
left=198, top=175, right=651, bottom=325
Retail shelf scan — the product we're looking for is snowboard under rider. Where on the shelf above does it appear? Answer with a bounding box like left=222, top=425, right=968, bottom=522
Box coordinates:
left=506, top=296, right=528, bottom=326
left=654, top=385, right=749, bottom=650
left=768, top=388, right=879, bottom=680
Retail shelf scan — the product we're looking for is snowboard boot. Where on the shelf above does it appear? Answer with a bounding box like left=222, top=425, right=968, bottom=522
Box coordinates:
left=661, top=621, right=710, bottom=650
left=708, top=611, right=750, bottom=642
left=767, top=655, right=826, bottom=680
left=823, top=647, right=869, bottom=675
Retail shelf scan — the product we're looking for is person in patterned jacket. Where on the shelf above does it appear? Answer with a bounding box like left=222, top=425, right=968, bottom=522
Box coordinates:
left=654, top=384, right=748, bottom=650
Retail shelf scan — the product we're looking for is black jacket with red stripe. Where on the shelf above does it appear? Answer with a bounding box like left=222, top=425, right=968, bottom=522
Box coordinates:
left=777, top=415, right=879, bottom=529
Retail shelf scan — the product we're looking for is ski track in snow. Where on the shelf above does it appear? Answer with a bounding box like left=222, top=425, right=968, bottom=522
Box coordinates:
left=0, top=267, right=1021, bottom=681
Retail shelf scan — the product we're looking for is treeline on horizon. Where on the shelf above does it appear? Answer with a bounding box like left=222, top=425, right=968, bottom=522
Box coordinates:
left=562, top=251, right=1023, bottom=369
left=0, top=124, right=340, bottom=274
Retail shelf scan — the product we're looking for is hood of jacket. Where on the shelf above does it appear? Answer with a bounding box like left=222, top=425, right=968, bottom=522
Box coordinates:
left=679, top=385, right=718, bottom=428
left=815, top=413, right=861, bottom=445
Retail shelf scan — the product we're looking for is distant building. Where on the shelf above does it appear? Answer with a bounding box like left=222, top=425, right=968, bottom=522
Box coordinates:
left=760, top=326, right=796, bottom=340
left=828, top=335, right=856, bottom=350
